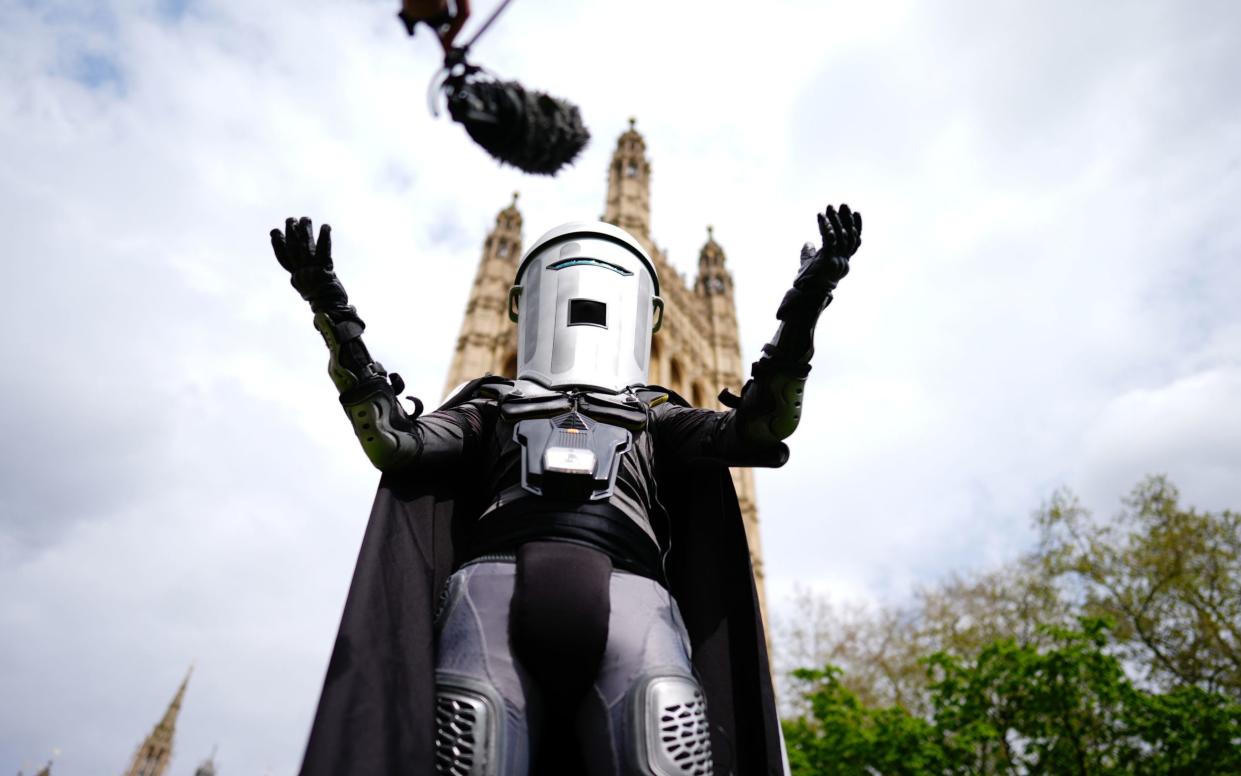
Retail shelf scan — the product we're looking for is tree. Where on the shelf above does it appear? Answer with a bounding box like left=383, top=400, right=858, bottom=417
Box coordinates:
left=1039, top=477, right=1241, bottom=697
left=774, top=550, right=1074, bottom=719
left=774, top=476, right=1241, bottom=714
left=783, top=620, right=1241, bottom=775
left=776, top=477, right=1241, bottom=773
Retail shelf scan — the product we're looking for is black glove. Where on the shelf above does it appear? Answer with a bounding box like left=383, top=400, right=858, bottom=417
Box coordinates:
left=764, top=204, right=862, bottom=364
left=777, top=204, right=862, bottom=325
left=270, top=216, right=349, bottom=313
left=723, top=204, right=863, bottom=445
left=270, top=216, right=394, bottom=395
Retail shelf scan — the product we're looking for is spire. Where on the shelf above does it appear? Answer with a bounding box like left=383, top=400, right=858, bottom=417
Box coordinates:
left=486, top=191, right=523, bottom=262
left=121, top=667, right=191, bottom=776
left=695, top=224, right=732, bottom=296
left=158, top=667, right=191, bottom=732
left=603, top=117, right=652, bottom=242
left=193, top=746, right=218, bottom=776
left=501, top=190, right=522, bottom=230
left=22, top=748, right=58, bottom=776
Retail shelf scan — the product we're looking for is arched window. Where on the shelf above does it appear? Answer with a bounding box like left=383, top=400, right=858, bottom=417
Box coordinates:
left=691, top=382, right=707, bottom=408
left=501, top=349, right=518, bottom=379
left=649, top=338, right=663, bottom=386
left=669, top=358, right=685, bottom=397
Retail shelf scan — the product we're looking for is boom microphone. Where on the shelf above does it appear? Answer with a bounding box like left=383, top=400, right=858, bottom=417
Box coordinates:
left=405, top=0, right=589, bottom=176
left=441, top=66, right=590, bottom=175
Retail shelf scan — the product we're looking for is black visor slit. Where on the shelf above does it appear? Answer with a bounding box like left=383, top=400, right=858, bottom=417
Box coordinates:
left=568, top=298, right=607, bottom=327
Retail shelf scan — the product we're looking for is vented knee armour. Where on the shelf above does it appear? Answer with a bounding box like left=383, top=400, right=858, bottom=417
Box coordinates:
left=628, top=674, right=713, bottom=776
left=434, top=673, right=506, bottom=776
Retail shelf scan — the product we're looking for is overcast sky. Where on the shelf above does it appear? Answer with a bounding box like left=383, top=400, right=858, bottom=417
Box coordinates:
left=2, top=0, right=1239, bottom=772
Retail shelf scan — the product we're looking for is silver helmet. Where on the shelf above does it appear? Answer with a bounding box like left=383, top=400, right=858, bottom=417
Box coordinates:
left=508, top=221, right=663, bottom=392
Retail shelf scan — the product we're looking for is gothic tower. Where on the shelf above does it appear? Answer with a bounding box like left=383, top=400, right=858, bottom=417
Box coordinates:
left=442, top=121, right=768, bottom=616
left=443, top=193, right=523, bottom=396
left=693, top=228, right=763, bottom=584
left=603, top=118, right=652, bottom=242
left=121, top=668, right=190, bottom=776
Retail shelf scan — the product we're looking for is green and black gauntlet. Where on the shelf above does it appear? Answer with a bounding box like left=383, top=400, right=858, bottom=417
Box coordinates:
left=724, top=204, right=863, bottom=446
left=270, top=217, right=423, bottom=471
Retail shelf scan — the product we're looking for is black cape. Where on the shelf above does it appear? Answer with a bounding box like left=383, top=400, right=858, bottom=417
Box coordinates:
left=298, top=381, right=784, bottom=775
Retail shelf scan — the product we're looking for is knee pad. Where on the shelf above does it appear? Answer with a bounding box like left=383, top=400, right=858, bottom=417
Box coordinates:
left=627, top=673, right=714, bottom=776
left=435, top=673, right=505, bottom=776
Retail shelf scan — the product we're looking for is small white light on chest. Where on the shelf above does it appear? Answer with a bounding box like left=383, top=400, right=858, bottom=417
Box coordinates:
left=543, top=446, right=597, bottom=475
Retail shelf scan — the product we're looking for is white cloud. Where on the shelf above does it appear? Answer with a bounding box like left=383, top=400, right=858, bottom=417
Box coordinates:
left=1077, top=365, right=1241, bottom=512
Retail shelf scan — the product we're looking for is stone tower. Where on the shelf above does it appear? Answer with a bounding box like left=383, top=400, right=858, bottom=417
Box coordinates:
left=193, top=748, right=218, bottom=776
left=442, top=120, right=767, bottom=615
left=443, top=191, right=523, bottom=394
left=120, top=668, right=190, bottom=776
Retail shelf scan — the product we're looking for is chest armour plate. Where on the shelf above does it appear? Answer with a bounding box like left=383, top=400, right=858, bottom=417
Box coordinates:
left=500, top=384, right=649, bottom=502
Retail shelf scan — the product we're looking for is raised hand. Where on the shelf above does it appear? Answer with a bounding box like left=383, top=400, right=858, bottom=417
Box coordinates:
left=729, top=203, right=866, bottom=445
left=796, top=204, right=863, bottom=295
left=270, top=216, right=348, bottom=313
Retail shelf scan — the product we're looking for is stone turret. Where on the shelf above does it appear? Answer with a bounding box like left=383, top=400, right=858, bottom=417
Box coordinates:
left=603, top=117, right=652, bottom=245
left=694, top=226, right=763, bottom=592
left=193, top=746, right=218, bottom=776
left=695, top=226, right=743, bottom=392
left=120, top=668, right=191, bottom=776
left=442, top=193, right=524, bottom=396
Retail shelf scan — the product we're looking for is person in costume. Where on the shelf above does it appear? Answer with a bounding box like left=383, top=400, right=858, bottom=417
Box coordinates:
left=270, top=206, right=862, bottom=776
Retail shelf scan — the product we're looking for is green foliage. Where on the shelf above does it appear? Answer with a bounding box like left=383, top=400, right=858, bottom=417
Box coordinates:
left=1038, top=477, right=1241, bottom=697
left=777, top=477, right=1241, bottom=774
left=783, top=666, right=946, bottom=775
left=783, top=620, right=1241, bottom=775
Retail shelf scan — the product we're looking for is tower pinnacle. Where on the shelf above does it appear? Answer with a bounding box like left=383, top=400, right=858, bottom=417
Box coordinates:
left=603, top=117, right=652, bottom=244
left=697, top=224, right=730, bottom=281
left=121, top=668, right=191, bottom=776
left=193, top=745, right=218, bottom=776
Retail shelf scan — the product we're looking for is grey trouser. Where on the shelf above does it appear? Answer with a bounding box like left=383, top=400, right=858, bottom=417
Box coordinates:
left=433, top=559, right=714, bottom=775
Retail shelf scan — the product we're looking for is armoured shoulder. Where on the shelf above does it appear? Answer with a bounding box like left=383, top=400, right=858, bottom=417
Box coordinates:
left=494, top=380, right=574, bottom=421
left=438, top=376, right=517, bottom=411
left=634, top=384, right=689, bottom=410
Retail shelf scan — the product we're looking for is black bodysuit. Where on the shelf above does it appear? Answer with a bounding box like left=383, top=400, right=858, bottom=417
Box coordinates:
left=389, top=380, right=786, bottom=580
